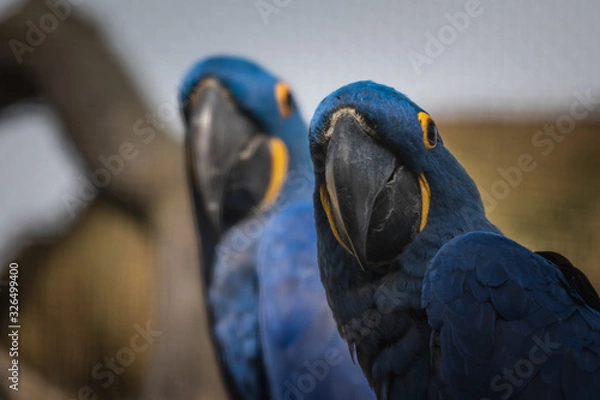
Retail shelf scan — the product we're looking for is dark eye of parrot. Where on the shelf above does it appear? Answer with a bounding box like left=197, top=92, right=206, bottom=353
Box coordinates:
left=418, top=111, right=438, bottom=150
left=426, top=122, right=438, bottom=147
left=275, top=82, right=293, bottom=118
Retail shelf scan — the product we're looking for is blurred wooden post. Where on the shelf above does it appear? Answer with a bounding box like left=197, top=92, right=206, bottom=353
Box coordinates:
left=0, top=1, right=227, bottom=399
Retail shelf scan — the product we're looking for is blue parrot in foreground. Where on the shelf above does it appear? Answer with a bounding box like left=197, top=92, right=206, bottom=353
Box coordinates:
left=180, top=57, right=375, bottom=399
left=308, top=80, right=600, bottom=399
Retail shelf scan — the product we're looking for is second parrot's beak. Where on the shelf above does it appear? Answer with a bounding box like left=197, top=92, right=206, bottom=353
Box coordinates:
left=185, top=78, right=288, bottom=236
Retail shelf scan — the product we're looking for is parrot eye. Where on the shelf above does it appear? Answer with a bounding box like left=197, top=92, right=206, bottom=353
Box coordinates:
left=426, top=122, right=438, bottom=148
left=418, top=111, right=438, bottom=150
left=275, top=82, right=293, bottom=118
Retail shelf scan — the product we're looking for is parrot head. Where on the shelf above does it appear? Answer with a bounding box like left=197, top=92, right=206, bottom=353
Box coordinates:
left=310, top=80, right=491, bottom=274
left=180, top=56, right=309, bottom=238
left=309, top=80, right=500, bottom=396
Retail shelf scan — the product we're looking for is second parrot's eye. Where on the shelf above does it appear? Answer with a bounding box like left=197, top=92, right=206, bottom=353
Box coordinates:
left=418, top=111, right=438, bottom=150
left=275, top=82, right=293, bottom=118
left=426, top=122, right=438, bottom=148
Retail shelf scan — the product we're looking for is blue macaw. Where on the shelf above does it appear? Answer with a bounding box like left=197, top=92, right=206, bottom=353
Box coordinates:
left=308, top=80, right=600, bottom=399
left=180, top=57, right=375, bottom=400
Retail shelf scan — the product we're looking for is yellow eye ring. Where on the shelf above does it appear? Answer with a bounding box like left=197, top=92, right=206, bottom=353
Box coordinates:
left=275, top=82, right=293, bottom=118
left=418, top=111, right=438, bottom=150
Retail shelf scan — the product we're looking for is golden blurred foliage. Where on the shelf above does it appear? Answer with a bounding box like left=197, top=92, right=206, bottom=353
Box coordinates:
left=442, top=119, right=600, bottom=289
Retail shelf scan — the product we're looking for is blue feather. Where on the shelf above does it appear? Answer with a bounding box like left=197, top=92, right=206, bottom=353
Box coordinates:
left=182, top=58, right=374, bottom=399
left=424, top=232, right=600, bottom=399
left=308, top=80, right=600, bottom=399
left=258, top=201, right=374, bottom=399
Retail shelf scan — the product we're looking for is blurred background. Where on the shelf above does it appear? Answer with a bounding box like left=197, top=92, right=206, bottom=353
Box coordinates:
left=0, top=0, right=598, bottom=399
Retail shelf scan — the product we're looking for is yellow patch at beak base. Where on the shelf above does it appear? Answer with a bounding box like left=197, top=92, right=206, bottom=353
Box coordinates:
left=319, top=185, right=354, bottom=256
left=418, top=173, right=431, bottom=231
left=259, top=137, right=289, bottom=210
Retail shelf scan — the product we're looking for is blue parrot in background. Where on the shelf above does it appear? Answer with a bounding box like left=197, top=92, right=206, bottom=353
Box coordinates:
left=308, top=80, right=600, bottom=399
left=180, top=57, right=375, bottom=400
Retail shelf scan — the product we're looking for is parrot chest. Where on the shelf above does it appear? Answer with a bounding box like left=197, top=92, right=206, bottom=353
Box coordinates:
left=208, top=218, right=268, bottom=399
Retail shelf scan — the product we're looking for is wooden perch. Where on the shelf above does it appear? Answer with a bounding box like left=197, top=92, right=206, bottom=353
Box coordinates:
left=0, top=1, right=227, bottom=399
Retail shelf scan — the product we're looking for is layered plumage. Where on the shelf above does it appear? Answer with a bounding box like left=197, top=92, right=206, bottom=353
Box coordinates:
left=181, top=57, right=374, bottom=399
left=308, top=80, right=600, bottom=399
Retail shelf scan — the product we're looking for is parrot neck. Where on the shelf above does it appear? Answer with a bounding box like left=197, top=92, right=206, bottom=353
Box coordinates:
left=394, top=153, right=502, bottom=276
left=398, top=187, right=501, bottom=278
left=280, top=120, right=314, bottom=201
left=281, top=158, right=313, bottom=200
left=354, top=200, right=498, bottom=398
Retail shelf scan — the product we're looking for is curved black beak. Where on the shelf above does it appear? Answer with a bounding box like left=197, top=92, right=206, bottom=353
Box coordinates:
left=186, top=79, right=254, bottom=235
left=322, top=111, right=423, bottom=268
left=186, top=79, right=288, bottom=237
